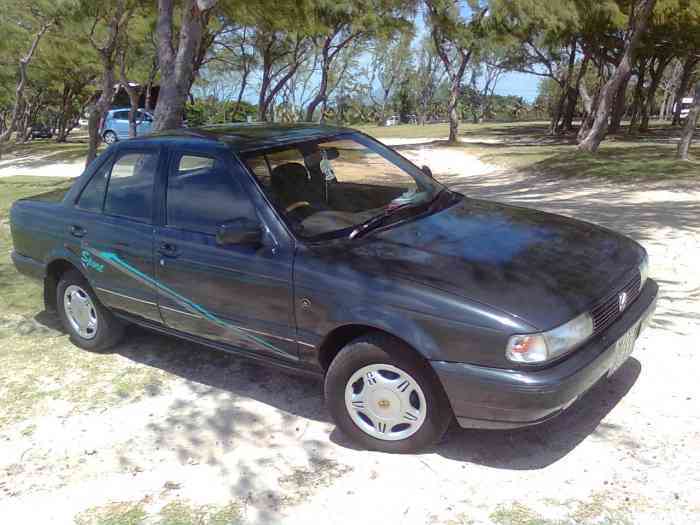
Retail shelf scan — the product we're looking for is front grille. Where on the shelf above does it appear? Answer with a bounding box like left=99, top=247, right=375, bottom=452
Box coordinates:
left=590, top=272, right=642, bottom=335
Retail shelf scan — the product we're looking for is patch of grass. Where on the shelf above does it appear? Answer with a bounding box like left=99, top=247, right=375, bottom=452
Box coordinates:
left=489, top=502, right=563, bottom=525
left=20, top=423, right=36, bottom=437
left=357, top=120, right=548, bottom=139
left=489, top=491, right=639, bottom=525
left=77, top=499, right=243, bottom=525
left=0, top=328, right=172, bottom=428
left=112, top=367, right=165, bottom=400
left=277, top=456, right=352, bottom=505
left=0, top=177, right=173, bottom=430
left=361, top=120, right=699, bottom=179
left=75, top=501, right=147, bottom=525
left=0, top=177, right=72, bottom=316
left=2, top=139, right=94, bottom=163
left=524, top=144, right=700, bottom=180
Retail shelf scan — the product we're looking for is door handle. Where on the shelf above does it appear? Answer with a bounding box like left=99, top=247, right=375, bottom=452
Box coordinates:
left=158, top=242, right=179, bottom=256
left=70, top=225, right=86, bottom=238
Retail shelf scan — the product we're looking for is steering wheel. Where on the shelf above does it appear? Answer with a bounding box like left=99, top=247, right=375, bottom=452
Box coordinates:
left=285, top=201, right=312, bottom=213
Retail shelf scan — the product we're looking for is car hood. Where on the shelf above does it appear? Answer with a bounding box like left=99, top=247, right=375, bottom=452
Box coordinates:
left=349, top=196, right=644, bottom=329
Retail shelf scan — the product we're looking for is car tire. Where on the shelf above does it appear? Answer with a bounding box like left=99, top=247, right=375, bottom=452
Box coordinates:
left=56, top=269, right=124, bottom=352
left=324, top=333, right=453, bottom=453
left=102, top=130, right=117, bottom=144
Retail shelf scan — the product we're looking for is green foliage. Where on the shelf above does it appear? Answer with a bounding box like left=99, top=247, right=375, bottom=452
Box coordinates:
left=185, top=98, right=256, bottom=126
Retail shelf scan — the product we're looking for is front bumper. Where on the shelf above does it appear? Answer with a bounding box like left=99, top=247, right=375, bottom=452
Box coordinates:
left=432, top=279, right=658, bottom=429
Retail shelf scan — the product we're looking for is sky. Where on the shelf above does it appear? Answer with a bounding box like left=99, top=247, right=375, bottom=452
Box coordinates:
left=203, top=8, right=544, bottom=106
left=492, top=72, right=540, bottom=102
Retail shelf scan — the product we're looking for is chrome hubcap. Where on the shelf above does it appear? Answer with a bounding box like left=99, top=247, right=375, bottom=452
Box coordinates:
left=64, top=285, right=98, bottom=340
left=345, top=363, right=427, bottom=441
left=104, top=132, right=116, bottom=144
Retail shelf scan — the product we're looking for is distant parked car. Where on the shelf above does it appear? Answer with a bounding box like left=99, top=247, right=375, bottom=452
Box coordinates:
left=385, top=115, right=400, bottom=126
left=100, top=108, right=154, bottom=144
left=30, top=125, right=53, bottom=140
left=677, top=97, right=694, bottom=120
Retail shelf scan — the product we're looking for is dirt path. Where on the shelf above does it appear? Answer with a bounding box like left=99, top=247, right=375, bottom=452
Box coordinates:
left=1, top=147, right=699, bottom=524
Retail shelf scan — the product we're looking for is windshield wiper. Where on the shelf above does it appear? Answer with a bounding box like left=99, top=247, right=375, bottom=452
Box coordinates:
left=348, top=202, right=423, bottom=240
left=348, top=189, right=450, bottom=240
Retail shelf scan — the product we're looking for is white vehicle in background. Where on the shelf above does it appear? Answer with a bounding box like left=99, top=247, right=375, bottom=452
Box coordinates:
left=676, top=97, right=694, bottom=120
left=385, top=115, right=400, bottom=126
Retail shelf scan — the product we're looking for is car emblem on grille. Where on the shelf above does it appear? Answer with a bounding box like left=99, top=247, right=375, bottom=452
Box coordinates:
left=618, top=291, right=628, bottom=312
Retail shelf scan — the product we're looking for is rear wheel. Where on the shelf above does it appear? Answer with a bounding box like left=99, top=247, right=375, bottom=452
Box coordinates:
left=324, top=333, right=453, bottom=453
left=57, top=269, right=124, bottom=351
left=102, top=130, right=117, bottom=144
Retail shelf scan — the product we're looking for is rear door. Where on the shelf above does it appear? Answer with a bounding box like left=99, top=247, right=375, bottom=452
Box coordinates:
left=113, top=111, right=130, bottom=139
left=71, top=145, right=161, bottom=322
left=153, top=146, right=298, bottom=362
left=137, top=111, right=153, bottom=136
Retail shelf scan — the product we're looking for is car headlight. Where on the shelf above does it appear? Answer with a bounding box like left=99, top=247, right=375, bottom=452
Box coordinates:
left=639, top=253, right=649, bottom=289
left=506, top=312, right=594, bottom=364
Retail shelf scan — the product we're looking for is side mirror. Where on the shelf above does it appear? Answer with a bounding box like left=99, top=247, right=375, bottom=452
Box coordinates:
left=320, top=147, right=340, bottom=160
left=422, top=165, right=433, bottom=178
left=216, top=218, right=262, bottom=246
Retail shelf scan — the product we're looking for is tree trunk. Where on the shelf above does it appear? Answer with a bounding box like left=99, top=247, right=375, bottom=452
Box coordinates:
left=577, top=82, right=599, bottom=141
left=551, top=38, right=578, bottom=134
left=305, top=63, right=330, bottom=122
left=628, top=59, right=647, bottom=134
left=144, top=55, right=159, bottom=114
left=56, top=85, right=71, bottom=143
left=609, top=71, right=632, bottom=134
left=640, top=56, right=669, bottom=132
left=86, top=57, right=116, bottom=166
left=578, top=0, right=657, bottom=152
left=152, top=0, right=218, bottom=132
left=119, top=51, right=142, bottom=138
left=549, top=84, right=567, bottom=135
left=305, top=36, right=332, bottom=122
left=677, top=82, right=700, bottom=160
left=672, top=55, right=699, bottom=126
left=257, top=62, right=272, bottom=121
left=0, top=22, right=51, bottom=156
left=258, top=37, right=304, bottom=123
left=447, top=81, right=461, bottom=142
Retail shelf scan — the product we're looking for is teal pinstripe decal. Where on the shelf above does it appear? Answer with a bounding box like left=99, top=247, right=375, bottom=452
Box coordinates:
left=90, top=248, right=295, bottom=359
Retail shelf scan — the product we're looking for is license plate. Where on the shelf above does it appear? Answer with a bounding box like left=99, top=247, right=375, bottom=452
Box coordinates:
left=607, top=323, right=639, bottom=377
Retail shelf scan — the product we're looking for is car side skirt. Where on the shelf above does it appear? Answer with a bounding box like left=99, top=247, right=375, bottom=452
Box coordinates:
left=113, top=312, right=325, bottom=380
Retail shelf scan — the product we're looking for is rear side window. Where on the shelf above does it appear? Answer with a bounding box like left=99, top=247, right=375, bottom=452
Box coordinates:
left=77, top=161, right=110, bottom=212
left=104, top=152, right=157, bottom=222
left=166, top=153, right=255, bottom=235
left=113, top=111, right=129, bottom=120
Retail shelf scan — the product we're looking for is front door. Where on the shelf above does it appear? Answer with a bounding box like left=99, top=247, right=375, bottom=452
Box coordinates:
left=71, top=147, right=161, bottom=322
left=154, top=148, right=298, bottom=362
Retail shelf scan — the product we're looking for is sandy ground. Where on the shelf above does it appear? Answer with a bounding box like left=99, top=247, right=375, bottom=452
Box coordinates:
left=1, top=143, right=699, bottom=524
left=0, top=149, right=86, bottom=179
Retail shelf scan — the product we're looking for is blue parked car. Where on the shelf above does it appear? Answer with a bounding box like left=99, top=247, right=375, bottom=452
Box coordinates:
left=100, top=108, right=154, bottom=143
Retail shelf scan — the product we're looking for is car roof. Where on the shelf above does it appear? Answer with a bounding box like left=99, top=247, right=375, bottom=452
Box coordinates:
left=108, top=108, right=149, bottom=113
left=142, top=122, right=354, bottom=153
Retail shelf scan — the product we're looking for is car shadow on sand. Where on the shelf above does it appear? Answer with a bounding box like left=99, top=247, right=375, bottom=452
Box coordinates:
left=329, top=358, right=641, bottom=469
left=34, top=312, right=642, bottom=472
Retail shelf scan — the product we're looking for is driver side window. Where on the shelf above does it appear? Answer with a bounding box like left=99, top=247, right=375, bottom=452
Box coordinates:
left=166, top=152, right=256, bottom=235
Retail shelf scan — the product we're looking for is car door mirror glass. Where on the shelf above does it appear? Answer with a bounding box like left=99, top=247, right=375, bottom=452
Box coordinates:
left=319, top=147, right=339, bottom=160
left=216, top=218, right=262, bottom=246
left=422, top=165, right=433, bottom=178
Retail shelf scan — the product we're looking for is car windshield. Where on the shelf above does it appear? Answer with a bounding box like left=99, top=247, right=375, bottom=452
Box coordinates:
left=241, top=132, right=445, bottom=240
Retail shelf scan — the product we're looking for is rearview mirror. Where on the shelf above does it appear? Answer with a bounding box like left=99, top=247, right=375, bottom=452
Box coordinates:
left=216, top=218, right=262, bottom=246
left=422, top=165, right=433, bottom=178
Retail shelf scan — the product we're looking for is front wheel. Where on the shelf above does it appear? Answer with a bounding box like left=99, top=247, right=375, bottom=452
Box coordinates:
left=324, top=333, right=453, bottom=453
